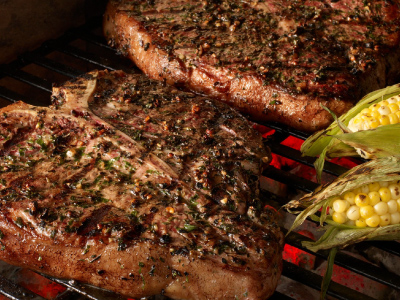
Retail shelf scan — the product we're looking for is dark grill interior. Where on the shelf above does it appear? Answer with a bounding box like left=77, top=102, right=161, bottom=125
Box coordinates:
left=0, top=17, right=400, bottom=300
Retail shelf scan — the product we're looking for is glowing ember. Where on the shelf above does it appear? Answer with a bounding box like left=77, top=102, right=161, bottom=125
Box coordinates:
left=16, top=269, right=66, bottom=299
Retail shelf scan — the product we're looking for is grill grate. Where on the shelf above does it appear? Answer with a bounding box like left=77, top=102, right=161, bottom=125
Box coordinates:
left=0, top=16, right=399, bottom=300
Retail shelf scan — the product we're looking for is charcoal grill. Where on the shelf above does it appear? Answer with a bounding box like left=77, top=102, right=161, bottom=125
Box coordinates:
left=0, top=16, right=400, bottom=300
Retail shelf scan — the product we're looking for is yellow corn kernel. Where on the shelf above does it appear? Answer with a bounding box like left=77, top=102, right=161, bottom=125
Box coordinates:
left=328, top=196, right=341, bottom=207
left=333, top=199, right=349, bottom=213
left=370, top=110, right=381, bottom=118
left=343, top=192, right=356, bottom=205
left=378, top=105, right=391, bottom=116
left=379, top=115, right=390, bottom=126
left=360, top=114, right=370, bottom=121
left=388, top=183, right=400, bottom=199
left=351, top=117, right=363, bottom=126
left=388, top=113, right=399, bottom=124
left=367, top=118, right=380, bottom=129
left=356, top=218, right=367, bottom=227
left=348, top=118, right=364, bottom=132
left=387, top=96, right=400, bottom=104
left=390, top=212, right=400, bottom=224
left=346, top=205, right=360, bottom=221
left=388, top=103, right=399, bottom=113
left=379, top=187, right=391, bottom=202
left=380, top=100, right=389, bottom=106
left=360, top=205, right=375, bottom=219
left=387, top=199, right=398, bottom=213
left=379, top=213, right=391, bottom=226
left=360, top=108, right=371, bottom=115
left=368, top=191, right=381, bottom=206
left=368, top=182, right=380, bottom=192
left=397, top=199, right=400, bottom=211
left=352, top=187, right=362, bottom=195
left=379, top=181, right=389, bottom=187
left=355, top=193, right=370, bottom=207
left=371, top=103, right=381, bottom=111
left=360, top=185, right=370, bottom=194
left=332, top=212, right=346, bottom=224
left=374, top=201, right=388, bottom=215
left=396, top=111, right=400, bottom=120
left=366, top=215, right=380, bottom=227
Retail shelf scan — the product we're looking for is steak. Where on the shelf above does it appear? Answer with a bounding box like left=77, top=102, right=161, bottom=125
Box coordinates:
left=0, top=70, right=283, bottom=299
left=103, top=0, right=400, bottom=132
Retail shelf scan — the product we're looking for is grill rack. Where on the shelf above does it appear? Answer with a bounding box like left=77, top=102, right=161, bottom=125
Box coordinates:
left=0, top=17, right=399, bottom=300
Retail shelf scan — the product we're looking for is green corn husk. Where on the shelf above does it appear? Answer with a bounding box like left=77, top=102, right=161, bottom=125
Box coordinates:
left=301, top=83, right=400, bottom=181
left=285, top=156, right=400, bottom=252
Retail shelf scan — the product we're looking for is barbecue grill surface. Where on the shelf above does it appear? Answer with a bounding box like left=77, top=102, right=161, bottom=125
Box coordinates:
left=0, top=17, right=399, bottom=300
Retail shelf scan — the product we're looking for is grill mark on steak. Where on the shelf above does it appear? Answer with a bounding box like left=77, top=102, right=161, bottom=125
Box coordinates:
left=104, top=0, right=400, bottom=131
left=63, top=160, right=96, bottom=190
left=0, top=126, right=35, bottom=158
left=0, top=70, right=283, bottom=300
left=77, top=205, right=112, bottom=236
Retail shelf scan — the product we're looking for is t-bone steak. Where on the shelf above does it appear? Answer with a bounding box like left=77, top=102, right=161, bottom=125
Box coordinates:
left=103, top=0, right=400, bottom=132
left=0, top=70, right=283, bottom=299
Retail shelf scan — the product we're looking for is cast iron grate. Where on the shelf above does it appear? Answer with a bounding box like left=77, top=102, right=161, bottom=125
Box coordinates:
left=0, top=17, right=399, bottom=300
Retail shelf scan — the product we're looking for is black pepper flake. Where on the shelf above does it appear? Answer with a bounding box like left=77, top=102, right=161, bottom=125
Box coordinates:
left=160, top=234, right=171, bottom=244
left=144, top=43, right=150, bottom=51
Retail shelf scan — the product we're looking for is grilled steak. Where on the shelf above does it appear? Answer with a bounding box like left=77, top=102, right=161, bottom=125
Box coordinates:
left=104, top=0, right=400, bottom=132
left=0, top=70, right=283, bottom=299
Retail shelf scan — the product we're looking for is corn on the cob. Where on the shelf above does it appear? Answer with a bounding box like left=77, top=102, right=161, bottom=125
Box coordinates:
left=300, top=84, right=400, bottom=181
left=348, top=95, right=400, bottom=132
left=286, top=157, right=400, bottom=252
left=329, top=180, right=400, bottom=227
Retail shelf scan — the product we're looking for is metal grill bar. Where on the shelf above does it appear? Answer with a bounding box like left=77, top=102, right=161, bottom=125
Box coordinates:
left=0, top=87, right=27, bottom=104
left=367, top=241, right=400, bottom=256
left=73, top=31, right=115, bottom=51
left=259, top=122, right=311, bottom=141
left=263, top=165, right=319, bottom=193
left=0, top=68, right=52, bottom=93
left=55, top=44, right=117, bottom=71
left=54, top=43, right=136, bottom=73
left=0, top=276, right=47, bottom=300
left=268, top=142, right=349, bottom=176
left=25, top=55, right=82, bottom=78
left=282, top=261, right=375, bottom=300
left=285, top=231, right=400, bottom=289
left=43, top=278, right=125, bottom=300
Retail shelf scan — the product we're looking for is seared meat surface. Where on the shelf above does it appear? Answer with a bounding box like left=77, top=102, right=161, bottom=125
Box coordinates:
left=104, top=0, right=400, bottom=132
left=0, top=70, right=283, bottom=299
